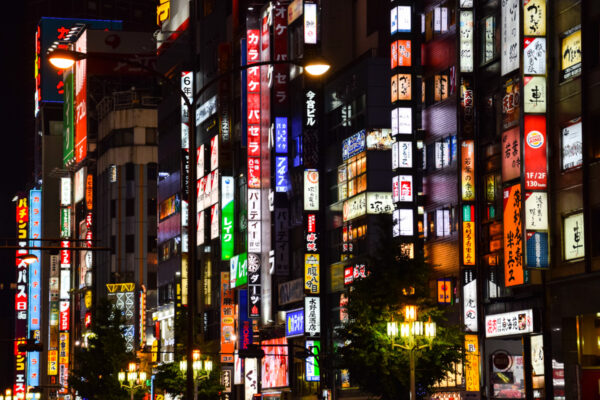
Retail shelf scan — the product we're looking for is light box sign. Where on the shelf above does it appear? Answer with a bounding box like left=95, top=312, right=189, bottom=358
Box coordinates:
left=459, top=11, right=474, bottom=73
left=396, top=176, right=413, bottom=202
left=74, top=30, right=88, bottom=163
left=524, top=0, right=546, bottom=36
left=221, top=176, right=234, bottom=260
left=304, top=170, right=319, bottom=211
left=244, top=357, right=258, bottom=400
left=305, top=297, right=321, bottom=337
left=463, top=221, right=476, bottom=266
left=523, top=37, right=546, bottom=75
left=437, top=279, right=452, bottom=304
left=342, top=130, right=366, bottom=161
left=304, top=3, right=317, bottom=44
left=74, top=167, right=85, bottom=203
left=367, top=192, right=394, bottom=214
left=561, top=26, right=582, bottom=81
left=393, top=209, right=413, bottom=237
left=60, top=177, right=71, bottom=206
left=504, top=184, right=524, bottom=287
left=305, top=254, right=320, bottom=294
left=63, top=72, right=75, bottom=166
left=306, top=340, right=321, bottom=382
left=342, top=193, right=366, bottom=222
left=486, top=309, right=534, bottom=337
left=220, top=272, right=235, bottom=363
left=465, top=335, right=480, bottom=391
left=526, top=231, right=549, bottom=268
left=392, top=74, right=412, bottom=102
left=524, top=115, right=547, bottom=190
left=261, top=337, right=289, bottom=389
left=275, top=117, right=288, bottom=153
left=523, top=76, right=546, bottom=113
left=229, top=253, right=248, bottom=289
left=562, top=119, right=582, bottom=170
left=461, top=140, right=475, bottom=201
left=463, top=269, right=478, bottom=332
left=393, top=141, right=413, bottom=169
left=501, top=0, right=520, bottom=76
left=502, top=127, right=521, bottom=182
left=28, top=190, right=41, bottom=387
left=525, top=192, right=548, bottom=230
left=564, top=212, right=584, bottom=261
left=285, top=309, right=304, bottom=337
left=276, top=156, right=289, bottom=192
left=391, top=107, right=412, bottom=135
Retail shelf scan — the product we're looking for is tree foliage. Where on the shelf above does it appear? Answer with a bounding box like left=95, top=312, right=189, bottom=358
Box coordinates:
left=335, top=221, right=463, bottom=400
left=68, top=298, right=137, bottom=400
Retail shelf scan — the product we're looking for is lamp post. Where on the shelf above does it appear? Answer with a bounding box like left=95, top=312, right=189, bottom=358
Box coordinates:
left=178, top=350, right=213, bottom=400
left=118, top=362, right=148, bottom=400
left=387, top=305, right=437, bottom=400
left=48, top=45, right=329, bottom=400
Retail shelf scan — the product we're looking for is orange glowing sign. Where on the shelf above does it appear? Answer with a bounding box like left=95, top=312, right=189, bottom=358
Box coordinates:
left=503, top=184, right=524, bottom=287
left=463, top=221, right=476, bottom=266
left=220, top=272, right=235, bottom=363
left=465, top=335, right=480, bottom=391
left=85, top=174, right=93, bottom=210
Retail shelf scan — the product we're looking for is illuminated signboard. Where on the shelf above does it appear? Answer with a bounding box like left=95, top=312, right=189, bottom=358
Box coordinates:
left=261, top=337, right=289, bottom=388
left=525, top=192, right=548, bottom=230
left=486, top=309, right=534, bottom=337
left=74, top=30, right=88, bottom=163
left=393, top=209, right=413, bottom=237
left=461, top=140, right=475, bottom=201
left=502, top=78, right=520, bottom=129
left=524, top=0, right=546, bottom=36
left=85, top=174, right=93, bottom=210
left=197, top=144, right=204, bottom=180
left=560, top=26, right=582, bottom=81
left=459, top=11, right=474, bottom=73
left=304, top=297, right=321, bottom=337
left=463, top=269, right=478, bottom=332
left=501, top=0, right=520, bottom=76
left=463, top=204, right=476, bottom=266
left=244, top=358, right=258, bottom=400
left=564, top=212, right=584, bottom=260
left=391, top=107, right=412, bottom=135
left=248, top=189, right=261, bottom=252
left=562, top=118, right=582, bottom=170
left=61, top=177, right=71, bottom=206
left=59, top=332, right=69, bottom=391
left=342, top=130, right=366, bottom=161
left=523, top=76, right=546, bottom=113
left=106, top=283, right=136, bottom=352
left=437, top=279, right=452, bottom=304
left=63, top=71, right=75, bottom=166
left=276, top=156, right=289, bottom=192
left=285, top=309, right=304, bottom=337
left=221, top=272, right=235, bottom=363
left=523, top=37, right=546, bottom=75
left=465, top=335, right=480, bottom=391
left=210, top=135, right=218, bottom=170
left=304, top=170, right=319, bottom=211
left=392, top=74, right=411, bottom=102
left=304, top=3, right=317, bottom=44
left=15, top=195, right=29, bottom=397
left=367, top=192, right=393, bottom=214
left=306, top=340, right=321, bottom=382
left=275, top=117, right=288, bottom=153
left=304, top=254, right=320, bottom=294
left=74, top=167, right=85, bottom=203
left=181, top=71, right=192, bottom=150
left=229, top=253, right=248, bottom=289
left=221, top=176, right=234, bottom=260
left=159, top=194, right=179, bottom=221
left=343, top=193, right=366, bottom=222
left=247, top=253, right=261, bottom=319
left=503, top=184, right=524, bottom=286
left=28, top=190, right=42, bottom=387
left=287, top=0, right=303, bottom=24
left=393, top=141, right=413, bottom=169
left=501, top=127, right=521, bottom=182
left=526, top=231, right=549, bottom=268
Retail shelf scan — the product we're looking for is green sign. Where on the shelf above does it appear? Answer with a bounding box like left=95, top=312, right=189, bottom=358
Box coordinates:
left=63, top=72, right=75, bottom=166
left=306, top=340, right=320, bottom=381
left=221, top=176, right=234, bottom=260
left=229, top=253, right=247, bottom=289
left=60, top=208, right=70, bottom=238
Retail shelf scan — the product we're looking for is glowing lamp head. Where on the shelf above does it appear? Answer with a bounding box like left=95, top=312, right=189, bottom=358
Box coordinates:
left=387, top=321, right=398, bottom=338
left=204, top=359, right=213, bottom=372
left=118, top=371, right=126, bottom=383
left=48, top=49, right=84, bottom=70
left=404, top=305, right=417, bottom=322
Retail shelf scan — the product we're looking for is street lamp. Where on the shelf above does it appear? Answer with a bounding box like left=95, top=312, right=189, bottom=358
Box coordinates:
left=178, top=350, right=213, bottom=400
left=118, top=362, right=148, bottom=400
left=387, top=305, right=437, bottom=400
left=0, top=388, right=12, bottom=400
left=48, top=45, right=330, bottom=400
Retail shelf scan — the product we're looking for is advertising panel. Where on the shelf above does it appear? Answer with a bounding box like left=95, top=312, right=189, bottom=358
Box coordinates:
left=397, top=6, right=411, bottom=32
left=74, top=167, right=85, bottom=203
left=304, top=3, right=317, bottom=44
left=60, top=177, right=71, bottom=206
left=501, top=0, right=520, bottom=75
left=526, top=231, right=549, bottom=268
left=502, top=127, right=521, bottom=182
left=463, top=221, right=476, bottom=266
left=304, top=170, right=319, bottom=211
left=525, top=192, right=548, bottom=230
left=564, top=212, right=584, bottom=260
left=437, top=279, right=452, bottom=304
left=486, top=309, right=534, bottom=337
left=392, top=107, right=412, bottom=134
left=367, top=192, right=393, bottom=214
left=393, top=209, right=413, bottom=237
left=343, top=193, right=366, bottom=222
left=560, top=26, right=582, bottom=81
left=238, top=289, right=252, bottom=350
left=459, top=11, right=474, bottom=73
left=229, top=253, right=247, bottom=289
left=74, top=30, right=88, bottom=163
left=28, top=190, right=42, bottom=387
left=106, top=283, right=136, bottom=352
left=220, top=272, right=235, bottom=363
left=305, top=254, right=320, bottom=294
left=524, top=115, right=547, bottom=190
left=244, top=357, right=258, bottom=400
left=305, top=297, right=321, bottom=337
left=63, top=72, right=75, bottom=166
left=524, top=0, right=546, bottom=36
left=463, top=269, right=478, bottom=332
left=285, top=309, right=304, bottom=337
left=396, top=176, right=413, bottom=202
left=306, top=340, right=321, bottom=382
left=396, top=40, right=411, bottom=66
left=561, top=118, right=582, bottom=170
left=523, top=37, right=546, bottom=75
left=394, top=141, right=412, bottom=168
left=393, top=74, right=411, bottom=101
left=181, top=71, right=192, bottom=149
left=275, top=156, right=289, bottom=192
left=342, top=130, right=365, bottom=161
left=221, top=176, right=234, bottom=260
left=523, top=76, right=546, bottom=113
left=504, top=184, right=524, bottom=287
left=461, top=140, right=475, bottom=201
left=465, top=335, right=480, bottom=391
left=261, top=337, right=289, bottom=388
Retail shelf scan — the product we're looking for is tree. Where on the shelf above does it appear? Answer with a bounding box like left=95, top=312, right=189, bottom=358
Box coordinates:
left=335, top=220, right=463, bottom=400
left=68, top=298, right=136, bottom=399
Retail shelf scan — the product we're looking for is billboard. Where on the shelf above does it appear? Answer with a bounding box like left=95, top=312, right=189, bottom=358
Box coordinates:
left=74, top=30, right=88, bottom=163
left=560, top=26, right=582, bottom=81
left=220, top=272, right=235, bottom=363
left=501, top=128, right=521, bottom=182
left=486, top=309, right=534, bottom=337
left=503, top=184, right=524, bottom=287
left=461, top=140, right=475, bottom=201
left=28, top=190, right=42, bottom=387
left=15, top=195, right=29, bottom=397
left=524, top=115, right=547, bottom=190
left=261, top=337, right=289, bottom=388
left=63, top=72, right=75, bottom=166
left=501, top=0, right=519, bottom=75
left=285, top=309, right=304, bottom=337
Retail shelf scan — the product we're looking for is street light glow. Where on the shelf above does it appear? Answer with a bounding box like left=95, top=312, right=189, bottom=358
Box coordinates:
left=304, top=61, right=330, bottom=76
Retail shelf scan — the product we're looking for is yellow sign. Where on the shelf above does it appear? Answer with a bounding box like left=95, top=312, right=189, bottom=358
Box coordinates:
left=463, top=221, right=476, bottom=265
left=156, top=0, right=170, bottom=27
left=85, top=290, right=93, bottom=309
left=304, top=254, right=320, bottom=294
left=151, top=339, right=159, bottom=363
left=106, top=282, right=135, bottom=293
left=465, top=334, right=480, bottom=391
left=561, top=28, right=581, bottom=80
left=523, top=0, right=546, bottom=36
left=48, top=350, right=58, bottom=375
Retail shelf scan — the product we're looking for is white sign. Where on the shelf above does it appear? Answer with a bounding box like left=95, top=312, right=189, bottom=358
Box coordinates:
left=210, top=204, right=219, bottom=239
left=396, top=175, right=413, bottom=202
left=196, top=209, right=204, bottom=247
left=564, top=212, right=584, bottom=260
left=525, top=192, right=548, bottom=230
left=367, top=192, right=394, bottom=214
left=460, top=11, right=474, bottom=73
left=390, top=6, right=397, bottom=34
left=393, top=141, right=412, bottom=169
left=60, top=269, right=71, bottom=300
left=304, top=3, right=317, bottom=44
left=304, top=296, right=321, bottom=337
left=523, top=76, right=546, bottom=113
left=181, top=71, right=192, bottom=149
left=397, top=6, right=411, bottom=33
left=460, top=0, right=473, bottom=7
left=463, top=278, right=478, bottom=332
left=196, top=95, right=217, bottom=126
left=74, top=167, right=85, bottom=203
left=393, top=209, right=413, bottom=237
left=244, top=358, right=258, bottom=400
left=531, top=334, right=545, bottom=376
left=501, top=0, right=520, bottom=76
left=248, top=220, right=261, bottom=253
left=342, top=193, right=366, bottom=222
left=485, top=309, right=534, bottom=337
left=562, top=120, right=582, bottom=170
left=61, top=177, right=72, bottom=206
left=197, top=144, right=204, bottom=179
left=396, top=107, right=412, bottom=134
left=210, top=136, right=218, bottom=171
left=524, top=37, right=546, bottom=75
left=304, top=170, right=319, bottom=211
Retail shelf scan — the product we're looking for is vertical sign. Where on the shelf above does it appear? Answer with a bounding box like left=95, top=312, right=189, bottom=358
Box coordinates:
left=461, top=140, right=475, bottom=201
left=220, top=272, right=235, bottom=363
left=501, top=0, right=520, bottom=75
left=463, top=269, right=478, bottom=332
left=459, top=11, right=474, bottom=73
left=221, top=176, right=234, bottom=260
left=244, top=358, right=258, bottom=400
left=524, top=115, right=547, bottom=190
left=74, top=30, right=87, bottom=163
left=503, top=184, right=524, bottom=286
left=305, top=340, right=320, bottom=382
left=304, top=297, right=321, bottom=337
left=63, top=72, right=75, bottom=166
left=465, top=334, right=480, bottom=391
left=28, top=190, right=42, bottom=387
left=304, top=2, right=317, bottom=44
left=15, top=195, right=29, bottom=398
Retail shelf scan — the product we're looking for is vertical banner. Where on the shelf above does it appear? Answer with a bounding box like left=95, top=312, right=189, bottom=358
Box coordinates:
left=221, top=176, right=234, bottom=260
left=461, top=140, right=475, bottom=201
left=501, top=0, right=520, bottom=75
left=465, top=334, right=480, bottom=391
left=74, top=30, right=88, bottom=163
left=15, top=195, right=29, bottom=397
left=220, top=272, right=235, bottom=363
left=503, top=184, right=524, bottom=286
left=28, top=190, right=42, bottom=387
left=463, top=269, right=478, bottom=332
left=524, top=115, right=547, bottom=190
left=63, top=72, right=75, bottom=166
